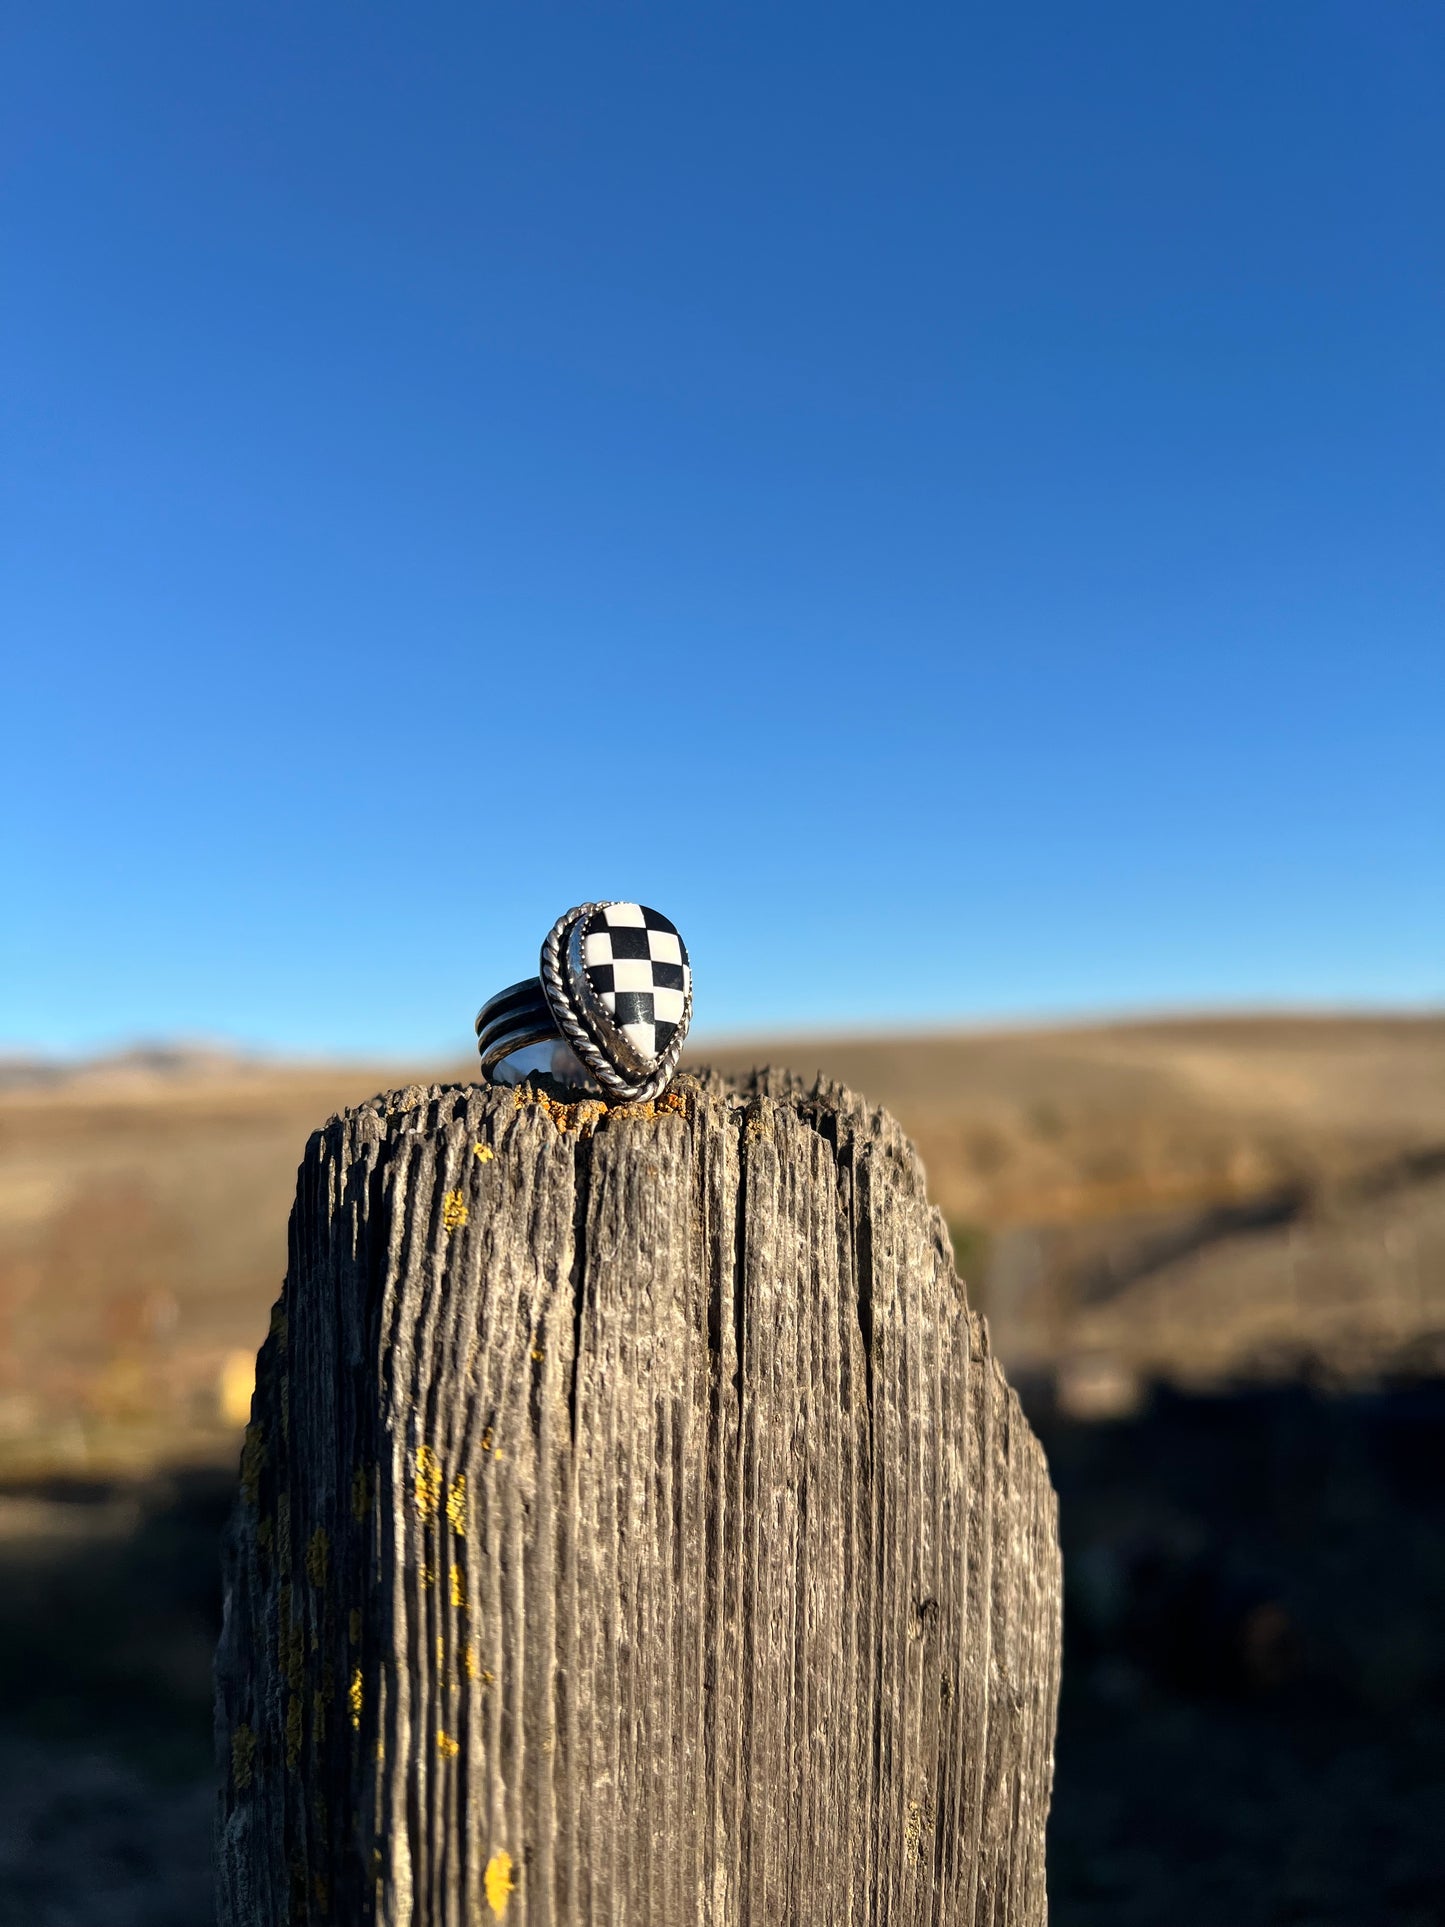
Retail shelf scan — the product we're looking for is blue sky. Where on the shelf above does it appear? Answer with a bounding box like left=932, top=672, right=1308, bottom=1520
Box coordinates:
left=3, top=3, right=1441, bottom=1057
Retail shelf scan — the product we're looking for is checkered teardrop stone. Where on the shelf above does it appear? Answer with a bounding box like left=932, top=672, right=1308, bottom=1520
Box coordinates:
left=578, top=903, right=691, bottom=1069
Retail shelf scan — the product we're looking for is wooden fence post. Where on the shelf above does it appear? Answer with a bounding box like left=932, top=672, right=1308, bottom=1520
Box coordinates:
left=215, top=1068, right=1061, bottom=1925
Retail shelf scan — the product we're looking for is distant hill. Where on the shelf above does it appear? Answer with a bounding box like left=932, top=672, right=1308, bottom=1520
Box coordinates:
left=0, top=1041, right=286, bottom=1094
left=697, top=1014, right=1445, bottom=1409
left=1, top=1013, right=1441, bottom=1469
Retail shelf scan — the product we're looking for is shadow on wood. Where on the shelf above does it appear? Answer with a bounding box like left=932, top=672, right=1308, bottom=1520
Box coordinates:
left=215, top=1069, right=1061, bottom=1924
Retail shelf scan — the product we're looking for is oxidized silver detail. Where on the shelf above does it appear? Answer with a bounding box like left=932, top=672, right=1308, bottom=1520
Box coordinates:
left=477, top=902, right=693, bottom=1104
left=540, top=903, right=693, bottom=1104
left=475, top=979, right=564, bottom=1078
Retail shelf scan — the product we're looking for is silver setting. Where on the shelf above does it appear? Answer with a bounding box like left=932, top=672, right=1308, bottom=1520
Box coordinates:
left=475, top=979, right=559, bottom=1078
left=541, top=903, right=693, bottom=1104
left=488, top=1038, right=593, bottom=1089
left=476, top=902, right=693, bottom=1104
left=475, top=983, right=594, bottom=1088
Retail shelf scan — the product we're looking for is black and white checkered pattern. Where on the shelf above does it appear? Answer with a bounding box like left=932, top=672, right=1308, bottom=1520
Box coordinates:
left=580, top=903, right=691, bottom=1068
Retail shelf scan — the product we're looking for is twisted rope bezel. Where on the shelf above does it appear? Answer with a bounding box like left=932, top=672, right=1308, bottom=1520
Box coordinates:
left=539, top=902, right=693, bottom=1105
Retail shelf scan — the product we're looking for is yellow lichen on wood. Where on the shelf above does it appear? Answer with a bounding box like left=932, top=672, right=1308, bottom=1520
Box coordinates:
left=278, top=1584, right=304, bottom=1690
left=904, top=1796, right=933, bottom=1861
left=473, top=1142, right=494, bottom=1162
left=306, top=1526, right=329, bottom=1589
left=240, top=1422, right=266, bottom=1505
left=436, top=1728, right=460, bottom=1758
left=462, top=1641, right=477, bottom=1680
left=415, top=1444, right=443, bottom=1520
left=451, top=1564, right=469, bottom=1612
left=485, top=1850, right=516, bottom=1916
left=446, top=1473, right=467, bottom=1537
left=349, top=1668, right=363, bottom=1731
left=285, top=1693, right=303, bottom=1768
left=441, top=1189, right=469, bottom=1231
left=231, top=1722, right=257, bottom=1790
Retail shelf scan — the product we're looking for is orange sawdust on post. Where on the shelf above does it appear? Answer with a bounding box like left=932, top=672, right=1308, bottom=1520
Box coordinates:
left=516, top=1083, right=689, bottom=1132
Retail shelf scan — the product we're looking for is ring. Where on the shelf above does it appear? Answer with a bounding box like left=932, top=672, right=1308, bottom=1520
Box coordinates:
left=476, top=902, right=693, bottom=1104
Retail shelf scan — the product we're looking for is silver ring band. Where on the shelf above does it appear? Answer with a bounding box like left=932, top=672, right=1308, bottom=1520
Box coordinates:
left=474, top=979, right=562, bottom=1078
left=475, top=901, right=693, bottom=1104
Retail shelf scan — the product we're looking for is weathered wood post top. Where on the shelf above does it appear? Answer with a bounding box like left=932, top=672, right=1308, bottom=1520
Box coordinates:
left=216, top=1067, right=1061, bottom=1925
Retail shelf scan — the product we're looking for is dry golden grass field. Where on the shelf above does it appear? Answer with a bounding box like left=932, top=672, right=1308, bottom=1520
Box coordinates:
left=1, top=1013, right=1442, bottom=1475
left=707, top=1013, right=1445, bottom=1409
left=2, top=1015, right=1444, bottom=1924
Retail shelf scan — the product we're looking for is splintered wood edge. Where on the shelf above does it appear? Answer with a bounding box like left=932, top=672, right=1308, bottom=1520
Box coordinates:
left=313, top=1067, right=960, bottom=1292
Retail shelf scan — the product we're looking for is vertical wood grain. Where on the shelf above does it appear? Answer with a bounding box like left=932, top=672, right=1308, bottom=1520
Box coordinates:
left=215, top=1070, right=1061, bottom=1925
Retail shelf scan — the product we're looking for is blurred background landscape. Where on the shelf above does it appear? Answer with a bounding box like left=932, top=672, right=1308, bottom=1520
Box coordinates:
left=3, top=1016, right=1443, bottom=1922
left=5, top=2, right=1442, bottom=1921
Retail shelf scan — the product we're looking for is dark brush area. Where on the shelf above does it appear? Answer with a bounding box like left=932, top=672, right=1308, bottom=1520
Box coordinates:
left=1, top=1382, right=1442, bottom=1925
left=1036, top=1380, right=1445, bottom=1927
